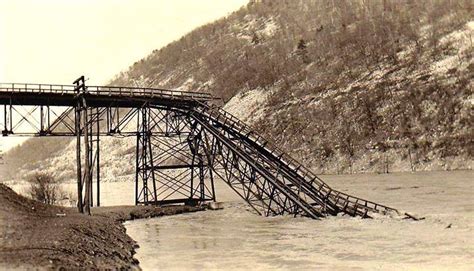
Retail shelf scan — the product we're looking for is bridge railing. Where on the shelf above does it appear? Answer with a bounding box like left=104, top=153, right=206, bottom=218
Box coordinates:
left=0, top=83, right=77, bottom=94
left=194, top=102, right=398, bottom=215
left=87, top=85, right=214, bottom=101
left=0, top=83, right=214, bottom=102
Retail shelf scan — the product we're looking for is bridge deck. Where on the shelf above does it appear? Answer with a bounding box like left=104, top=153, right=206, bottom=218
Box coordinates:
left=189, top=103, right=399, bottom=217
left=0, top=83, right=216, bottom=107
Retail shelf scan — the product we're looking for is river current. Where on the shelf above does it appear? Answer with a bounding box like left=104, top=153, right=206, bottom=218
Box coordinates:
left=5, top=171, right=473, bottom=270
left=124, top=171, right=474, bottom=270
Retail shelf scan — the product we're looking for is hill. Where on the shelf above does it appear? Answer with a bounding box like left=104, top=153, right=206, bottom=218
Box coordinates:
left=2, top=0, right=473, bottom=181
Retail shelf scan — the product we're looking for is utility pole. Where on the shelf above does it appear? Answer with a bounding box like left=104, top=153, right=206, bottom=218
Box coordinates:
left=74, top=77, right=84, bottom=213
left=74, top=76, right=92, bottom=215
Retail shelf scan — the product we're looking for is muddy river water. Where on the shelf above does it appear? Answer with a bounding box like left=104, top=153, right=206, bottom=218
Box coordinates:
left=123, top=171, right=473, bottom=270
left=7, top=170, right=473, bottom=270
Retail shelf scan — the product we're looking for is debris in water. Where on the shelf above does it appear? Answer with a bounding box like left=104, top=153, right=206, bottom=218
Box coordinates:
left=403, top=212, right=426, bottom=221
left=208, top=202, right=224, bottom=210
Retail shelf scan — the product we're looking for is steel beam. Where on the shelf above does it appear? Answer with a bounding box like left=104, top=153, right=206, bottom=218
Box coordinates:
left=0, top=77, right=398, bottom=219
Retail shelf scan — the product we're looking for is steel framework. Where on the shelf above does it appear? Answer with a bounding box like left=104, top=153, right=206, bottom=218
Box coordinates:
left=0, top=77, right=399, bottom=218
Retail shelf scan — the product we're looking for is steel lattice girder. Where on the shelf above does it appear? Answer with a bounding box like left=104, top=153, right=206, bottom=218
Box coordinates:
left=189, top=112, right=322, bottom=218
left=135, top=107, right=215, bottom=206
left=190, top=104, right=398, bottom=218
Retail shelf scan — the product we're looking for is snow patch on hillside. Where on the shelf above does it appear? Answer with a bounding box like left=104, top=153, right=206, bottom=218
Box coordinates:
left=258, top=18, right=278, bottom=37
left=234, top=16, right=279, bottom=42
left=223, top=87, right=270, bottom=125
left=431, top=20, right=474, bottom=74
left=177, top=77, right=195, bottom=91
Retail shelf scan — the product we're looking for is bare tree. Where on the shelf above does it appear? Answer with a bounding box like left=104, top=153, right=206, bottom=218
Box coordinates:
left=27, top=172, right=60, bottom=205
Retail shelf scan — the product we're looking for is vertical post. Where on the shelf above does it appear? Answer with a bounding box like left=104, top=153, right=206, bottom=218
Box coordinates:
left=189, top=152, right=196, bottom=199
left=73, top=75, right=87, bottom=214
left=75, top=104, right=83, bottom=213
left=135, top=113, right=140, bottom=205
left=148, top=135, right=158, bottom=203
left=106, top=107, right=110, bottom=133
left=146, top=112, right=157, bottom=204
left=40, top=105, right=44, bottom=134
left=9, top=100, right=12, bottom=132
left=205, top=132, right=217, bottom=202
left=2, top=101, right=13, bottom=135
left=187, top=120, right=199, bottom=200
left=142, top=108, right=149, bottom=204
left=116, top=108, right=120, bottom=133
left=88, top=107, right=93, bottom=207
left=209, top=166, right=216, bottom=202
left=193, top=128, right=205, bottom=201
left=96, top=107, right=100, bottom=206
left=47, top=105, right=50, bottom=132
left=198, top=154, right=205, bottom=200
left=3, top=104, right=7, bottom=135
left=83, top=97, right=91, bottom=215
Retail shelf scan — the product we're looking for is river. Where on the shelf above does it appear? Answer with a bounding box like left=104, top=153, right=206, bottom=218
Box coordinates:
left=124, top=171, right=473, bottom=270
left=6, top=171, right=473, bottom=270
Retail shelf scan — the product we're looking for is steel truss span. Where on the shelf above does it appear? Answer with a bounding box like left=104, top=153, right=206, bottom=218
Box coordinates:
left=0, top=76, right=399, bottom=218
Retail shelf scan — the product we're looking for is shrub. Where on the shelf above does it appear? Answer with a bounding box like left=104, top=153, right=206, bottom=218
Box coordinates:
left=27, top=172, right=59, bottom=205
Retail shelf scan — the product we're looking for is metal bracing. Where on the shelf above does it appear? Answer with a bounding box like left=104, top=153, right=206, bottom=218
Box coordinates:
left=190, top=103, right=398, bottom=218
left=191, top=113, right=321, bottom=218
left=135, top=106, right=157, bottom=205
left=186, top=118, right=215, bottom=203
left=135, top=107, right=215, bottom=206
left=1, top=104, right=75, bottom=136
left=0, top=77, right=398, bottom=218
left=0, top=78, right=218, bottom=214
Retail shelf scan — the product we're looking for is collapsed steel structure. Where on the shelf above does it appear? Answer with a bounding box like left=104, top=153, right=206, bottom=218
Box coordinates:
left=0, top=77, right=398, bottom=218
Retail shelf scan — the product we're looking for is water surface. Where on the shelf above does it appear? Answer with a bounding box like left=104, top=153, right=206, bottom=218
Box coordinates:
left=6, top=171, right=473, bottom=270
left=125, top=171, right=474, bottom=270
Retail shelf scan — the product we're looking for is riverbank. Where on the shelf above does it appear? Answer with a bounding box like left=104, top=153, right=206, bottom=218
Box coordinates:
left=0, top=184, right=204, bottom=270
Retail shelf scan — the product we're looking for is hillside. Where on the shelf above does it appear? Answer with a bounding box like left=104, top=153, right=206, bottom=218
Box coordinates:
left=2, top=0, right=473, bottom=182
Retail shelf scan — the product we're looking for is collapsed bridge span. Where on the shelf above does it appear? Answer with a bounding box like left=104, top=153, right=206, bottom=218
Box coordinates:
left=0, top=77, right=398, bottom=218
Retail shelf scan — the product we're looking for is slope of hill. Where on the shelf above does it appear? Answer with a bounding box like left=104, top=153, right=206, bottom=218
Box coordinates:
left=2, top=0, right=473, bottom=182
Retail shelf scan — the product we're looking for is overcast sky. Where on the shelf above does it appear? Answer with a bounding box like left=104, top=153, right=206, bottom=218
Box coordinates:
left=0, top=0, right=247, bottom=151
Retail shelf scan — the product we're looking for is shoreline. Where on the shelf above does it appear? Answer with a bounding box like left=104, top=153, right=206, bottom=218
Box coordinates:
left=0, top=184, right=205, bottom=270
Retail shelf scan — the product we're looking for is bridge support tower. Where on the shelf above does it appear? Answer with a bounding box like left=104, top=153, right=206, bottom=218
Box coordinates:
left=134, top=107, right=215, bottom=207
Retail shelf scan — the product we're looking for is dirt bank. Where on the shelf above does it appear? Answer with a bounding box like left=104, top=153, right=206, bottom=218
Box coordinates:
left=0, top=184, right=204, bottom=270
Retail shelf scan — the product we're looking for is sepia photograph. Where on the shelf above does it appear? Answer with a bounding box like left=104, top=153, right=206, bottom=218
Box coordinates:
left=0, top=0, right=473, bottom=270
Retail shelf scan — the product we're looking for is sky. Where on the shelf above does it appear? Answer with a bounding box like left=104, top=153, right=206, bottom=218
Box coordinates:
left=0, top=0, right=248, bottom=151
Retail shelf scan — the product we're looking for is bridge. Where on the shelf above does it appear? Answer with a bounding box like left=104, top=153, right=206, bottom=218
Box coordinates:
left=0, top=76, right=399, bottom=218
